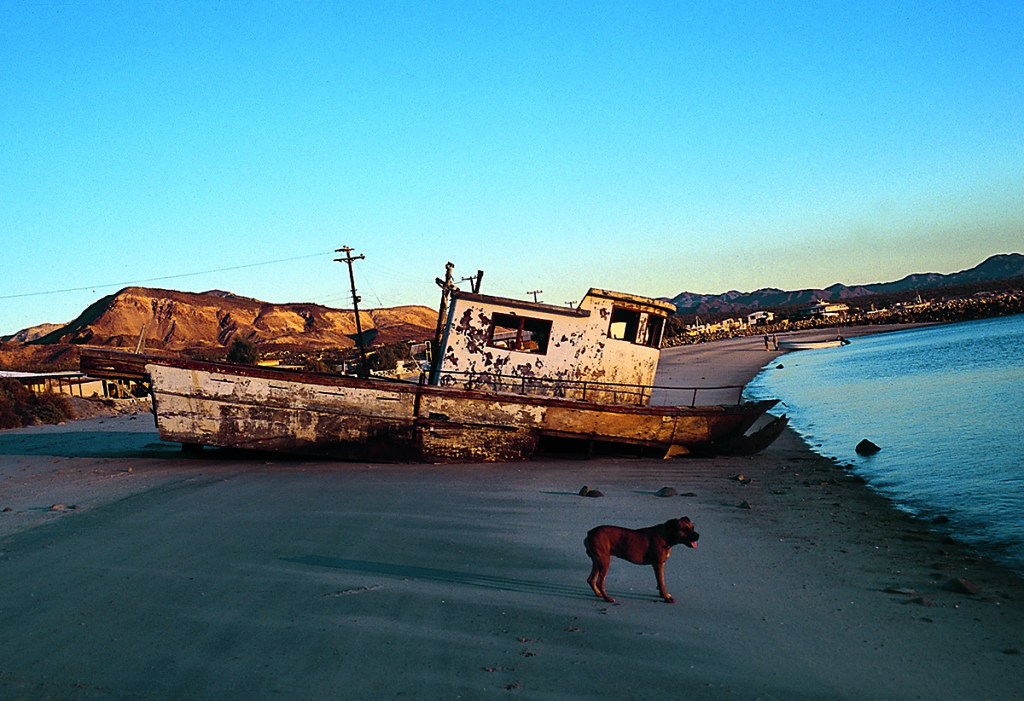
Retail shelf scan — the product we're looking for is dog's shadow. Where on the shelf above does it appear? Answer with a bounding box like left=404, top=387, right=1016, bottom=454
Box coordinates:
left=284, top=554, right=649, bottom=601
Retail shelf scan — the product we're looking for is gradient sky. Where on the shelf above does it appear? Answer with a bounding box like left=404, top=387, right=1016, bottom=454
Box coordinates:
left=2, top=1, right=1022, bottom=335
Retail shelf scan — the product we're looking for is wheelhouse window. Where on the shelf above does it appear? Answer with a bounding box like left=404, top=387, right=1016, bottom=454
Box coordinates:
left=488, top=313, right=552, bottom=354
left=608, top=307, right=664, bottom=348
left=641, top=314, right=665, bottom=348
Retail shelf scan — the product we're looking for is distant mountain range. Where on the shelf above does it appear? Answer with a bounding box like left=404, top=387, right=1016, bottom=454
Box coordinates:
left=669, top=253, right=1024, bottom=316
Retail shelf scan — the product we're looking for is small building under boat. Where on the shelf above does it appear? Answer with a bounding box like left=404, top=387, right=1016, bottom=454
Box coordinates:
left=433, top=288, right=676, bottom=405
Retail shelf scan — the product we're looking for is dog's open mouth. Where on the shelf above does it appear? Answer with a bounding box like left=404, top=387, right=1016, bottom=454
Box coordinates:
left=686, top=541, right=697, bottom=548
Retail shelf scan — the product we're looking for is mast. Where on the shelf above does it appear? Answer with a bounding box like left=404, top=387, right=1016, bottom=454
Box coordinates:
left=429, top=262, right=456, bottom=385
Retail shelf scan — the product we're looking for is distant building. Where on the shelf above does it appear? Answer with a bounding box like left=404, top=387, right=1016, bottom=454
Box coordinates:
left=747, top=311, right=775, bottom=325
left=797, top=300, right=849, bottom=319
left=0, top=370, right=106, bottom=397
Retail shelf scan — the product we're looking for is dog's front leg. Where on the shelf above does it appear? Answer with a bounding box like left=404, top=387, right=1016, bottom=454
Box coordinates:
left=652, top=562, right=674, bottom=603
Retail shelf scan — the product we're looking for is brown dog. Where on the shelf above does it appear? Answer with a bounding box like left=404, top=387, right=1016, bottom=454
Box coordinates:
left=584, top=518, right=699, bottom=603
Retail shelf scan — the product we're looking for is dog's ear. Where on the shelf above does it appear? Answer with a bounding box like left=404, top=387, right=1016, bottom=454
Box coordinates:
left=679, top=517, right=691, bottom=525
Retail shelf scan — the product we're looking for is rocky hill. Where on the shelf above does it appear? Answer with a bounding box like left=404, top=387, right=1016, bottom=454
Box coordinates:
left=1, top=323, right=64, bottom=343
left=29, top=287, right=438, bottom=354
left=670, top=253, right=1024, bottom=315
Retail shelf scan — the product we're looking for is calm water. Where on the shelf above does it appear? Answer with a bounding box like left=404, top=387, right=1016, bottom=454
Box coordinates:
left=746, top=314, right=1024, bottom=574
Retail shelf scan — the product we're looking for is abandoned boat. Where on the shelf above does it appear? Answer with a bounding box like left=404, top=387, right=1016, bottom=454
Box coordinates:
left=80, top=284, right=786, bottom=462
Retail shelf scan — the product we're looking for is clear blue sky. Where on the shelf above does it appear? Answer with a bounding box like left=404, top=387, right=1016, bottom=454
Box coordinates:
left=2, top=1, right=1022, bottom=335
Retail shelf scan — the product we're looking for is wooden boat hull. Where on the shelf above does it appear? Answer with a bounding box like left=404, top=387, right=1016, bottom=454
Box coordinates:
left=82, top=349, right=781, bottom=462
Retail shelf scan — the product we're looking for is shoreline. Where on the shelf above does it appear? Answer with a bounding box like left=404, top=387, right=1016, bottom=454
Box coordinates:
left=1, top=325, right=1023, bottom=699
left=656, top=321, right=931, bottom=390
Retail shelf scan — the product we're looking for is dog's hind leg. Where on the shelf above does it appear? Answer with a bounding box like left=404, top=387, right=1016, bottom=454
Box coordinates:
left=586, top=560, right=603, bottom=599
left=587, top=558, right=615, bottom=602
left=584, top=532, right=617, bottom=603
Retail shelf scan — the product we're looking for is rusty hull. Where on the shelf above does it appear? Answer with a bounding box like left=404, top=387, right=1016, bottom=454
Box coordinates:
left=80, top=348, right=779, bottom=462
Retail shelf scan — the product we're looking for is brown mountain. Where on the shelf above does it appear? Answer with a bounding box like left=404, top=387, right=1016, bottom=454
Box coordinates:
left=32, top=287, right=438, bottom=354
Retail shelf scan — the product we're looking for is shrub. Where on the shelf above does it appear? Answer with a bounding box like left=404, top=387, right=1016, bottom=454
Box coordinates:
left=303, top=357, right=332, bottom=374
left=0, top=378, right=32, bottom=428
left=0, top=380, right=75, bottom=428
left=226, top=337, right=260, bottom=365
left=0, top=398, right=19, bottom=429
left=371, top=341, right=411, bottom=372
left=34, top=392, right=75, bottom=424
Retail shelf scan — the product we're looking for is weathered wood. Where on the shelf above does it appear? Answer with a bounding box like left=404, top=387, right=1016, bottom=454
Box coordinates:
left=80, top=341, right=782, bottom=463
left=79, top=349, right=152, bottom=381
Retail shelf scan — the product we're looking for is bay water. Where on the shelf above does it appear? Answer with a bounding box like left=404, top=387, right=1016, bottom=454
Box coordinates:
left=745, top=314, right=1024, bottom=575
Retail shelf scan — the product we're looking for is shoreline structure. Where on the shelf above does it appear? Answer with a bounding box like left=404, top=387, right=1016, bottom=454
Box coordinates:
left=1, top=323, right=1022, bottom=699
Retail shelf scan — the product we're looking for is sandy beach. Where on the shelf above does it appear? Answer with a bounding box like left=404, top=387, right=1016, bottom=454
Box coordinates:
left=2, top=328, right=1023, bottom=700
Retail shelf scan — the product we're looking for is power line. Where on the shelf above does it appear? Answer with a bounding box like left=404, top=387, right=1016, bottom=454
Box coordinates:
left=0, top=250, right=337, bottom=300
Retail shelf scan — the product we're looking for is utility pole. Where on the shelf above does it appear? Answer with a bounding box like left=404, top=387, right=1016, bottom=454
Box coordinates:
left=335, top=246, right=370, bottom=379
left=526, top=290, right=543, bottom=303
left=429, top=262, right=457, bottom=385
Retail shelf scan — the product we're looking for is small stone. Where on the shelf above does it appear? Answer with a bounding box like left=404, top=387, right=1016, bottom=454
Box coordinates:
left=578, top=486, right=590, bottom=496
left=942, top=577, right=982, bottom=595
left=654, top=487, right=677, bottom=497
left=903, top=597, right=938, bottom=607
left=2, top=507, right=11, bottom=513
left=856, top=439, right=881, bottom=456
left=585, top=489, right=604, bottom=498
left=932, top=515, right=950, bottom=525
left=738, top=500, right=752, bottom=509
left=49, top=504, right=67, bottom=511
left=884, top=587, right=919, bottom=596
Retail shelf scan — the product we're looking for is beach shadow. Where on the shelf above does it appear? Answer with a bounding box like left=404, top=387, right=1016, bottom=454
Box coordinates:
left=284, top=554, right=643, bottom=601
left=0, top=430, right=181, bottom=459
left=0, top=430, right=318, bottom=463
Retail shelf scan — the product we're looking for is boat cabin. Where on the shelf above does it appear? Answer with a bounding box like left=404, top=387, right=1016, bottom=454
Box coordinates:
left=433, top=288, right=676, bottom=405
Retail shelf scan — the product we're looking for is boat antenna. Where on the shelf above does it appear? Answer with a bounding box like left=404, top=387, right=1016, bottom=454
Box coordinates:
left=335, top=246, right=370, bottom=379
left=429, top=262, right=457, bottom=385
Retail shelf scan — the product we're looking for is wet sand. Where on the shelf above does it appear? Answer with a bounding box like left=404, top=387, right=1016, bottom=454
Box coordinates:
left=2, top=329, right=1022, bottom=699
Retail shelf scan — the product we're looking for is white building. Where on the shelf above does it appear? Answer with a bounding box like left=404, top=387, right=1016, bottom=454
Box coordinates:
left=798, top=300, right=850, bottom=318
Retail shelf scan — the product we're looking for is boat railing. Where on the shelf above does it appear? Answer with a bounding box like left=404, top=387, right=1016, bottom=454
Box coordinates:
left=433, top=370, right=745, bottom=407
left=647, top=384, right=747, bottom=407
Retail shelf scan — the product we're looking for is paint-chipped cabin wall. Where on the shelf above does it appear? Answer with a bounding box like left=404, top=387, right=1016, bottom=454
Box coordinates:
left=437, top=289, right=673, bottom=405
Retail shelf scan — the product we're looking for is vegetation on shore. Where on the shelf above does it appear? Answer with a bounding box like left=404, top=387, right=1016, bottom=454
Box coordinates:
left=0, top=378, right=76, bottom=429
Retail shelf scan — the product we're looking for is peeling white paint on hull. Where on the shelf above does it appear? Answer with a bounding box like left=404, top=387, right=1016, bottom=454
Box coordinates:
left=146, top=362, right=777, bottom=462
left=80, top=349, right=783, bottom=462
